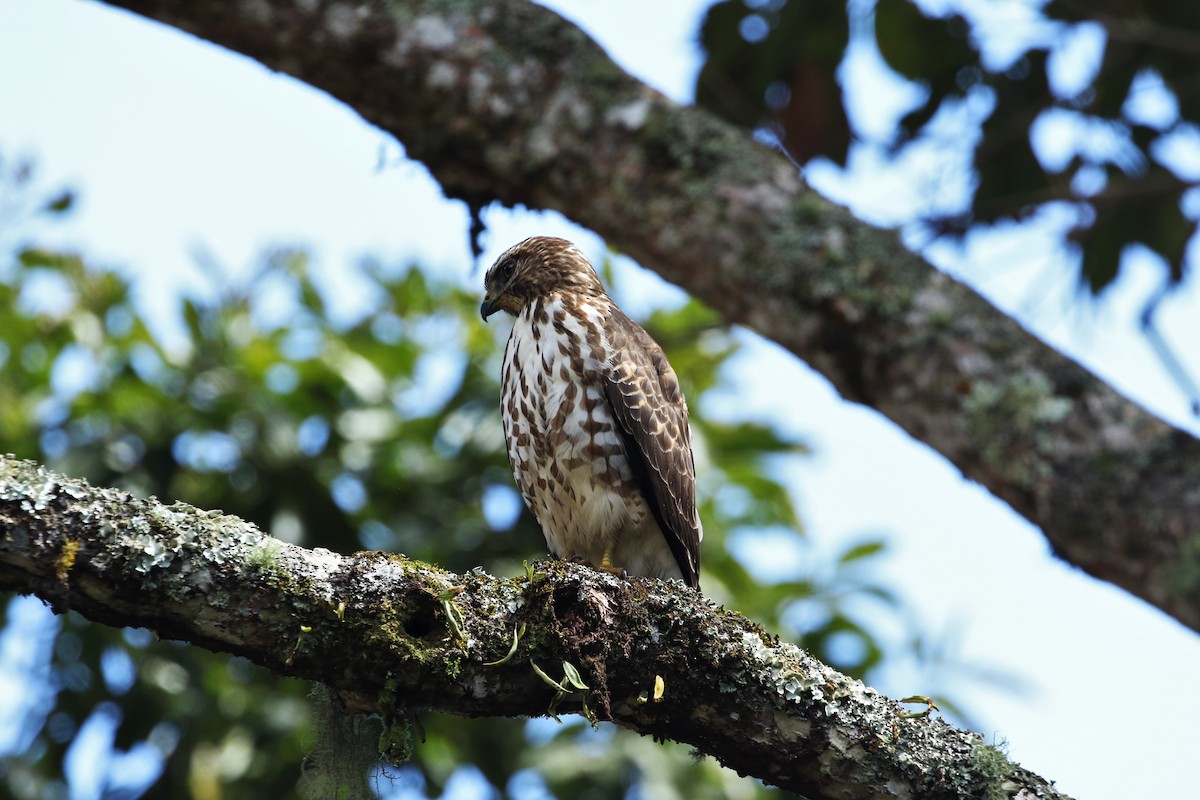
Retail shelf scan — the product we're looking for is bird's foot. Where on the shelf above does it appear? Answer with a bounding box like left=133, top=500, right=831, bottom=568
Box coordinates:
left=563, top=553, right=628, bottom=579
left=599, top=549, right=628, bottom=580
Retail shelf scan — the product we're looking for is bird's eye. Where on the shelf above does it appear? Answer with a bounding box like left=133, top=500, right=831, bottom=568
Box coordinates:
left=498, top=259, right=516, bottom=281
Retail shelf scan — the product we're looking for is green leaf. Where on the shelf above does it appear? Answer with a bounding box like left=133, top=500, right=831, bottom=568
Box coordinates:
left=839, top=541, right=886, bottom=565
left=17, top=248, right=60, bottom=268
left=530, top=660, right=567, bottom=694
left=561, top=660, right=588, bottom=691
left=43, top=191, right=74, bottom=214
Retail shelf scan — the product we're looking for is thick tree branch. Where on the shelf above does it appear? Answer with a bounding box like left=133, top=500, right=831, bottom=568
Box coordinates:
left=0, top=455, right=1066, bottom=798
left=95, top=1, right=1200, bottom=630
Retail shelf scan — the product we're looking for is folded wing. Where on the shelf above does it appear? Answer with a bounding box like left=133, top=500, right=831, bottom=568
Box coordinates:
left=601, top=309, right=702, bottom=588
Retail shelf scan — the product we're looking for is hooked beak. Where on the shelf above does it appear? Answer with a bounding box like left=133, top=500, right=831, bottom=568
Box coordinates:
left=480, top=296, right=501, bottom=321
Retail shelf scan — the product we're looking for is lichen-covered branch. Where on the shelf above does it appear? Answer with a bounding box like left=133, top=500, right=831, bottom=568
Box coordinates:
left=93, top=0, right=1200, bottom=633
left=1, top=456, right=1066, bottom=799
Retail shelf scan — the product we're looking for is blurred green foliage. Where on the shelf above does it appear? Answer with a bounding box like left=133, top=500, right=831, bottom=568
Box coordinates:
left=0, top=159, right=911, bottom=799
left=697, top=0, right=1199, bottom=293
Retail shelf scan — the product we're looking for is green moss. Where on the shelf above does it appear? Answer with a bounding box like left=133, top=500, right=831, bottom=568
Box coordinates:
left=357, top=591, right=464, bottom=681
left=926, top=305, right=956, bottom=329
left=374, top=678, right=417, bottom=766
left=972, top=742, right=1017, bottom=800
left=1164, top=532, right=1200, bottom=597
left=791, top=193, right=827, bottom=226
left=242, top=538, right=322, bottom=607
left=247, top=537, right=284, bottom=571
left=377, top=713, right=415, bottom=766
left=303, top=684, right=381, bottom=800
left=963, top=372, right=1073, bottom=484
left=636, top=105, right=674, bottom=149
left=580, top=55, right=624, bottom=87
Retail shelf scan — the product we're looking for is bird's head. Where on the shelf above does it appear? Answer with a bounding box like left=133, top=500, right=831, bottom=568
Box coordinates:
left=480, top=236, right=607, bottom=320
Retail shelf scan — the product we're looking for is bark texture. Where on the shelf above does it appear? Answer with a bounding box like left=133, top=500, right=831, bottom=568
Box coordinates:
left=0, top=455, right=1068, bottom=799
left=94, top=0, right=1200, bottom=633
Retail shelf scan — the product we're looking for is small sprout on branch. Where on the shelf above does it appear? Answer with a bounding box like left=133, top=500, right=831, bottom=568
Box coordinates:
left=523, top=560, right=546, bottom=584
left=530, top=659, right=593, bottom=725
left=433, top=584, right=468, bottom=644
left=483, top=623, right=526, bottom=666
left=530, top=660, right=567, bottom=723
left=638, top=674, right=667, bottom=705
left=287, top=624, right=313, bottom=666
left=899, top=695, right=940, bottom=719
left=441, top=599, right=466, bottom=643
left=531, top=660, right=568, bottom=693
left=561, top=660, right=588, bottom=691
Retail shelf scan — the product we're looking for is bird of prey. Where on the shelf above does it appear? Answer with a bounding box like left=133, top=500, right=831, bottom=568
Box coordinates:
left=480, top=236, right=702, bottom=589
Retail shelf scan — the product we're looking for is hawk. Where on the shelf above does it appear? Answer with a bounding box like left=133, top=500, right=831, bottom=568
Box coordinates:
left=481, top=236, right=702, bottom=589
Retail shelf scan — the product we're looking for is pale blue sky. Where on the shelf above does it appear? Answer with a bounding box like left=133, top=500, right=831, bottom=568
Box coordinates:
left=2, top=0, right=1199, bottom=798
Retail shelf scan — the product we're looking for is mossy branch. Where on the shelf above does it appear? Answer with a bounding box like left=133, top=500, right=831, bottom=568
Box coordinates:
left=1, top=455, right=1069, bottom=799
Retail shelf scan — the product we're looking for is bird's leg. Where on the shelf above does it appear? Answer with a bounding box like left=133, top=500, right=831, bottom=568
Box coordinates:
left=599, top=546, right=616, bottom=572
left=562, top=550, right=627, bottom=579
left=598, top=546, right=627, bottom=579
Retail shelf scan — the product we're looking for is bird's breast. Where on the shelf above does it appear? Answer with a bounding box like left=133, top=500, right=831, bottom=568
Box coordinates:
left=500, top=296, right=643, bottom=547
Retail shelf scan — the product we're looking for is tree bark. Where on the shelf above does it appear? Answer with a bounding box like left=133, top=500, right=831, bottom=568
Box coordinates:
left=92, top=0, right=1200, bottom=634
left=0, top=454, right=1068, bottom=799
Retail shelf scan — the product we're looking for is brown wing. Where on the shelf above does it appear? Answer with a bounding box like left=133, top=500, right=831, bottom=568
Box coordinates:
left=602, top=309, right=702, bottom=588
